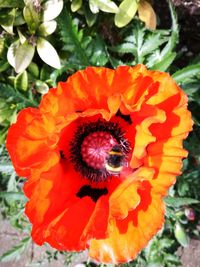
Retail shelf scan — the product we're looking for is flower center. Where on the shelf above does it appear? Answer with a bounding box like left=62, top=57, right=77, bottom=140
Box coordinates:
left=70, top=120, right=130, bottom=182
left=81, top=131, right=118, bottom=170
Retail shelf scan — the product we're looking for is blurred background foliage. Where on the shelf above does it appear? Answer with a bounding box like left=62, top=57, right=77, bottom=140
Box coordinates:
left=0, top=0, right=200, bottom=266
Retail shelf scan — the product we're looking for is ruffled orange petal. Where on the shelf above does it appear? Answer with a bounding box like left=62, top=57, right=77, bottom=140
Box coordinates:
left=89, top=183, right=165, bottom=263
left=109, top=167, right=154, bottom=219
left=6, top=108, right=58, bottom=177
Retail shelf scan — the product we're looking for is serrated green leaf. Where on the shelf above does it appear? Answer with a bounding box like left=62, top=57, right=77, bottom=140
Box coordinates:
left=172, top=63, right=200, bottom=84
left=174, top=222, right=189, bottom=247
left=141, top=33, right=168, bottom=57
left=88, top=36, right=108, bottom=66
left=0, top=99, right=14, bottom=124
left=0, top=82, right=37, bottom=107
left=0, top=162, right=14, bottom=174
left=15, top=41, right=35, bottom=73
left=147, top=0, right=178, bottom=70
left=164, top=196, right=199, bottom=208
left=160, top=0, right=179, bottom=57
left=58, top=9, right=90, bottom=66
left=151, top=52, right=176, bottom=71
left=14, top=70, right=28, bottom=91
left=0, top=191, right=27, bottom=202
left=0, top=237, right=30, bottom=262
left=37, top=37, right=61, bottom=69
left=58, top=9, right=107, bottom=68
left=71, top=0, right=82, bottom=12
left=42, top=0, right=63, bottom=21
left=38, top=20, right=57, bottom=36
left=114, top=0, right=138, bottom=27
left=147, top=263, right=161, bottom=267
left=7, top=173, right=17, bottom=192
left=110, top=42, right=135, bottom=54
left=90, top=0, right=119, bottom=13
left=109, top=21, right=169, bottom=65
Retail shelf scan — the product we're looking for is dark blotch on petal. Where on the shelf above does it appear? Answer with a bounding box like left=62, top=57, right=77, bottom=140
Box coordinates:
left=76, top=185, right=108, bottom=202
left=60, top=150, right=66, bottom=159
left=116, top=110, right=132, bottom=124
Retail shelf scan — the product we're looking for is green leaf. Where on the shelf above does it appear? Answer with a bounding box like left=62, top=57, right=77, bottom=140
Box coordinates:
left=17, top=29, right=26, bottom=44
left=172, top=63, right=200, bottom=84
left=0, top=37, right=4, bottom=56
left=40, top=65, right=50, bottom=81
left=151, top=52, right=176, bottom=71
left=0, top=237, right=31, bottom=262
left=161, top=0, right=179, bottom=56
left=0, top=8, right=15, bottom=26
left=0, top=99, right=15, bottom=125
left=58, top=9, right=108, bottom=68
left=150, top=0, right=178, bottom=71
left=15, top=41, right=35, bottom=73
left=1, top=24, right=13, bottom=34
left=38, top=20, right=57, bottom=36
left=71, top=0, right=82, bottom=12
left=164, top=196, right=199, bottom=208
left=0, top=82, right=37, bottom=107
left=42, top=0, right=63, bottom=21
left=0, top=61, right=9, bottom=72
left=82, top=4, right=97, bottom=27
left=23, top=2, right=40, bottom=33
left=7, top=173, right=17, bottom=192
left=28, top=62, right=39, bottom=78
left=14, top=9, right=25, bottom=26
left=0, top=8, right=15, bottom=34
left=0, top=0, right=24, bottom=8
left=7, top=41, right=19, bottom=69
left=109, top=22, right=169, bottom=66
left=0, top=191, right=27, bottom=202
left=14, top=70, right=28, bottom=91
left=89, top=0, right=119, bottom=13
left=7, top=41, right=35, bottom=73
left=114, top=0, right=138, bottom=28
left=0, top=129, right=8, bottom=144
left=35, top=80, right=49, bottom=94
left=87, top=35, right=108, bottom=66
left=174, top=222, right=189, bottom=247
left=58, top=9, right=90, bottom=66
left=0, top=162, right=14, bottom=175
left=141, top=33, right=168, bottom=57
left=89, top=0, right=99, bottom=13
left=37, top=37, right=61, bottom=69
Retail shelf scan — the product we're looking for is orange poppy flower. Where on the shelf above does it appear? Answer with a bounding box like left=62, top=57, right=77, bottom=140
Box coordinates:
left=6, top=65, right=193, bottom=263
